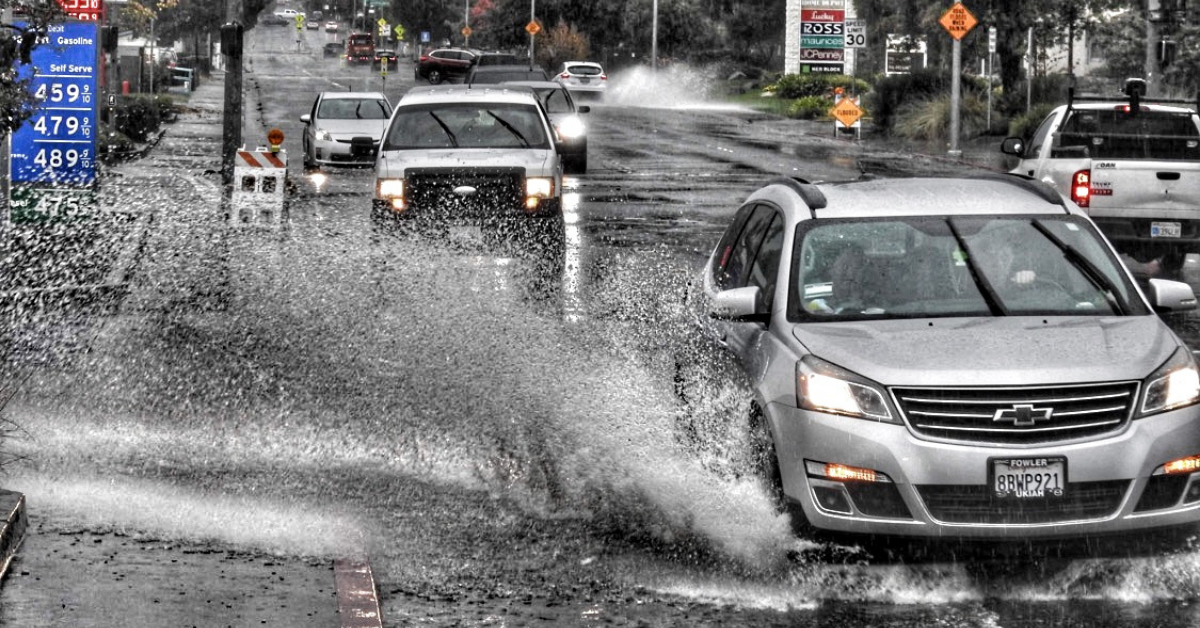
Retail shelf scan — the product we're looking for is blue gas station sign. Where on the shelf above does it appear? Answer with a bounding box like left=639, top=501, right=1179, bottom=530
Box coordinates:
left=11, top=21, right=99, bottom=187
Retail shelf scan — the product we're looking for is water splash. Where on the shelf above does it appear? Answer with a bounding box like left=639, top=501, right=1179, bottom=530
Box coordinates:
left=606, top=63, right=754, bottom=112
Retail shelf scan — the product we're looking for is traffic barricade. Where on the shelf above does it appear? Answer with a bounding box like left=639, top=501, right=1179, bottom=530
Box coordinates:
left=229, top=146, right=288, bottom=226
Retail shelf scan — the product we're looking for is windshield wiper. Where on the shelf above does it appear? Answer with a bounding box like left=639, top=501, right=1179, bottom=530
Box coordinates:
left=1031, top=220, right=1128, bottom=315
left=486, top=111, right=530, bottom=147
left=427, top=112, right=458, bottom=147
left=947, top=219, right=1009, bottom=316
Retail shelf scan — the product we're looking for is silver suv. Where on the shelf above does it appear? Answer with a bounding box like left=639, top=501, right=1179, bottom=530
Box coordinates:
left=685, top=174, right=1200, bottom=541
left=372, top=85, right=563, bottom=245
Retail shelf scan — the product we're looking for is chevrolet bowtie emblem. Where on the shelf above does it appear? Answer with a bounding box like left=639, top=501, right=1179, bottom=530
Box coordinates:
left=993, top=404, right=1054, bottom=427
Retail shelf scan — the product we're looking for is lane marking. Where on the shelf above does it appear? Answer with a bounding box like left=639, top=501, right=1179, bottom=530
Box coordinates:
left=334, top=558, right=384, bottom=628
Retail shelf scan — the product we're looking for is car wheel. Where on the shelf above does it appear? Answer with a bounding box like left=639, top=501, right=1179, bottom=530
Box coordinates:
left=565, top=154, right=587, bottom=175
left=748, top=404, right=812, bottom=537
left=428, top=69, right=443, bottom=84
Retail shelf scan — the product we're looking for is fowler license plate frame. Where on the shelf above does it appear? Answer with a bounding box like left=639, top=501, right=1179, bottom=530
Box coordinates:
left=990, top=456, right=1067, bottom=500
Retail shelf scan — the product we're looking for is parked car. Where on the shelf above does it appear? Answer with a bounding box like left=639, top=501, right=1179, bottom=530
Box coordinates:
left=1000, top=78, right=1200, bottom=276
left=322, top=42, right=343, bottom=58
left=415, top=48, right=476, bottom=84
left=300, top=91, right=392, bottom=168
left=680, top=174, right=1200, bottom=543
left=261, top=13, right=289, bottom=26
left=552, top=61, right=606, bottom=99
left=273, top=8, right=303, bottom=18
left=504, top=81, right=590, bottom=174
left=372, top=49, right=399, bottom=71
left=465, top=64, right=548, bottom=85
left=372, top=85, right=563, bottom=247
left=324, top=21, right=339, bottom=32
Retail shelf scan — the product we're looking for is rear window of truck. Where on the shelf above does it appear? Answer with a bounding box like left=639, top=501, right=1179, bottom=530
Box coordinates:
left=1057, top=110, right=1200, bottom=160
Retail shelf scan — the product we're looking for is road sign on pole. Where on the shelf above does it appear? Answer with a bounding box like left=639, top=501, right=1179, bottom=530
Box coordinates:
left=938, top=2, right=977, bottom=41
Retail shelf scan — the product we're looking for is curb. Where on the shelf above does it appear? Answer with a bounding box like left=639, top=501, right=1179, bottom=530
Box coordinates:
left=0, top=489, right=27, bottom=581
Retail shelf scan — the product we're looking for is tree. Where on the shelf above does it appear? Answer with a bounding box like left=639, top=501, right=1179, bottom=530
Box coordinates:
left=534, top=19, right=589, bottom=70
left=0, top=0, right=67, bottom=137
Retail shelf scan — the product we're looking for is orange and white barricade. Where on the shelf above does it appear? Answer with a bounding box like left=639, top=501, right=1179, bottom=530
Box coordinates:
left=230, top=146, right=288, bottom=226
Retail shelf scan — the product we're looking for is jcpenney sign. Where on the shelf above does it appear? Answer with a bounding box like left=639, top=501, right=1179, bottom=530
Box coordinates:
left=799, top=48, right=845, bottom=62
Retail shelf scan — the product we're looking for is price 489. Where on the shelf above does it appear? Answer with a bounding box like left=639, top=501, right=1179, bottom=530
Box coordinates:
left=33, top=148, right=90, bottom=169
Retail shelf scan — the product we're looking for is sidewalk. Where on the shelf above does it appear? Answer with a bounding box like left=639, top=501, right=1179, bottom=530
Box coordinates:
left=0, top=69, right=344, bottom=627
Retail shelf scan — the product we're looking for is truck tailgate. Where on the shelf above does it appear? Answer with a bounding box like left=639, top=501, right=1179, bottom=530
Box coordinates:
left=1089, top=160, right=1200, bottom=220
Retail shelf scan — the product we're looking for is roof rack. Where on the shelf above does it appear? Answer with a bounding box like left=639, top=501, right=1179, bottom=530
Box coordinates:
left=969, top=172, right=1067, bottom=212
left=767, top=176, right=826, bottom=216
left=1067, top=78, right=1199, bottom=115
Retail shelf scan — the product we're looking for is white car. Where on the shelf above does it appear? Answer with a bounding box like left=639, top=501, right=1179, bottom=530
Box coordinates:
left=273, top=8, right=303, bottom=18
left=325, top=21, right=339, bottom=32
left=372, top=85, right=564, bottom=246
left=552, top=61, right=606, bottom=99
left=300, top=91, right=392, bottom=168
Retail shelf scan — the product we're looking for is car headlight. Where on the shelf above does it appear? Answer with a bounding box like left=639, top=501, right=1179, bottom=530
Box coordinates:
left=314, top=129, right=332, bottom=141
left=525, top=177, right=554, bottom=199
left=1141, top=347, right=1200, bottom=417
left=796, top=355, right=896, bottom=423
left=377, top=178, right=403, bottom=199
left=556, top=116, right=585, bottom=139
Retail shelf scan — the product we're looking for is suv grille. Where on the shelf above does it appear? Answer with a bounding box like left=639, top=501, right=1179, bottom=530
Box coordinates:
left=893, top=382, right=1139, bottom=445
left=917, top=481, right=1129, bottom=524
left=406, top=167, right=524, bottom=219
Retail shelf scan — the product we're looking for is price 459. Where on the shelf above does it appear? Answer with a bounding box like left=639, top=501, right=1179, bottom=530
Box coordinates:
left=34, top=82, right=91, bottom=104
left=33, top=148, right=91, bottom=169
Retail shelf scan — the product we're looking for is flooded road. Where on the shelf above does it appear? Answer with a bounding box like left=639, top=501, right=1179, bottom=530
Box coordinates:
left=3, top=23, right=1200, bottom=627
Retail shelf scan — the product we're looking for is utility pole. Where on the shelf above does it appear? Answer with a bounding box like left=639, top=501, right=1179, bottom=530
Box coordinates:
left=220, top=0, right=243, bottom=185
left=1146, top=0, right=1161, bottom=95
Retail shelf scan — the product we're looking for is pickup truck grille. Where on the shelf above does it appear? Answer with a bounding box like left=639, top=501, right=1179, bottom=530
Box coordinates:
left=405, top=167, right=524, bottom=220
left=893, top=382, right=1139, bottom=445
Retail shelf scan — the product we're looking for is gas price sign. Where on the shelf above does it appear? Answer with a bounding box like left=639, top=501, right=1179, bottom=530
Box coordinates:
left=11, top=21, right=99, bottom=188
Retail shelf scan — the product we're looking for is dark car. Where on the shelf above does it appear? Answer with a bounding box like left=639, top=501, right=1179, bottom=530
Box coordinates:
left=465, top=64, right=548, bottom=85
left=372, top=49, right=398, bottom=70
left=473, top=52, right=526, bottom=67
left=415, top=48, right=476, bottom=84
left=504, top=80, right=590, bottom=174
left=323, top=42, right=343, bottom=58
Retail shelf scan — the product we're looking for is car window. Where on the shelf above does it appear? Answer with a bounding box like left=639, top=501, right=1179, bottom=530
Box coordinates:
left=565, top=64, right=602, bottom=76
left=790, top=215, right=1143, bottom=320
left=317, top=98, right=391, bottom=120
left=539, top=89, right=574, bottom=114
left=1025, top=111, right=1057, bottom=159
left=716, top=204, right=774, bottom=291
left=711, top=205, right=754, bottom=288
left=1058, top=109, right=1200, bottom=160
left=747, top=211, right=784, bottom=310
left=384, top=103, right=550, bottom=150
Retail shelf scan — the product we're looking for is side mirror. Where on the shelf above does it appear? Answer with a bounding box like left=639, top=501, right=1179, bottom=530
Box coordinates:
left=1000, top=137, right=1025, bottom=157
left=708, top=286, right=764, bottom=321
left=1148, top=278, right=1198, bottom=312
left=300, top=114, right=311, bottom=124
left=577, top=105, right=590, bottom=114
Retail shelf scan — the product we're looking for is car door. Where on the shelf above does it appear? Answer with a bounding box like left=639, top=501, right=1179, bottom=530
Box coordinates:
left=709, top=203, right=784, bottom=360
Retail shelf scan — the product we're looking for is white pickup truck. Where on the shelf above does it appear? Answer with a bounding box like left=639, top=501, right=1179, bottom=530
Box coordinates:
left=1001, top=80, right=1200, bottom=274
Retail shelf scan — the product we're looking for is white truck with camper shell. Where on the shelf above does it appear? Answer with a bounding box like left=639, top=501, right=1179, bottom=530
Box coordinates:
left=1001, top=79, right=1200, bottom=275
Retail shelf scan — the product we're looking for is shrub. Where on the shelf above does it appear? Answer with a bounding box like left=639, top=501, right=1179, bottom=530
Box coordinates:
left=892, top=93, right=988, bottom=142
left=768, top=73, right=870, bottom=99
left=866, top=70, right=946, bottom=135
left=787, top=95, right=834, bottom=120
left=1007, top=102, right=1057, bottom=139
left=117, top=95, right=162, bottom=142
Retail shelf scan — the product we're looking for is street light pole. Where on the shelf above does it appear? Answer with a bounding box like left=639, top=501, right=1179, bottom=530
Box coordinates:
left=528, top=0, right=535, bottom=63
left=651, top=0, right=657, bottom=71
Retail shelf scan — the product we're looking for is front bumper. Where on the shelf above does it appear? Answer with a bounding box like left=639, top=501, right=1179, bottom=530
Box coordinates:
left=769, top=400, right=1200, bottom=539
left=311, top=139, right=377, bottom=167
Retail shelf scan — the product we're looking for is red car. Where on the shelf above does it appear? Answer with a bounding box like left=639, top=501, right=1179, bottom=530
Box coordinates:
left=415, top=48, right=476, bottom=84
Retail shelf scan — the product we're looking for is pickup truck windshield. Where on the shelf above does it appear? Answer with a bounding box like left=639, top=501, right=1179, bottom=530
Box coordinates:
left=384, top=103, right=550, bottom=150
left=1058, top=109, right=1200, bottom=160
left=791, top=215, right=1147, bottom=321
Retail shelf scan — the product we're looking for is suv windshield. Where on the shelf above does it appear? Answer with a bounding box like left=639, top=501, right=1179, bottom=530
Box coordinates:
left=790, top=215, right=1145, bottom=320
left=383, top=103, right=550, bottom=150
left=1058, top=109, right=1200, bottom=160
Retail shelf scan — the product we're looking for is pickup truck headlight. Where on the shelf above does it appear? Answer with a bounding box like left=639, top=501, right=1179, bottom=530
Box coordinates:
left=376, top=178, right=405, bottom=210
left=1141, top=347, right=1200, bottom=417
left=797, top=355, right=896, bottom=423
left=526, top=177, right=554, bottom=198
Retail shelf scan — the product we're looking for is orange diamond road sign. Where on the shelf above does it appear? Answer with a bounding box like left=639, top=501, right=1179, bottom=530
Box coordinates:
left=525, top=20, right=541, bottom=35
left=939, top=2, right=977, bottom=41
left=830, top=97, right=864, bottom=128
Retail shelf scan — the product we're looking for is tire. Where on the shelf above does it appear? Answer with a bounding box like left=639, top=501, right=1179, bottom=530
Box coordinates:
left=428, top=69, right=443, bottom=84
left=748, top=405, right=812, bottom=537
left=566, top=153, right=587, bottom=175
